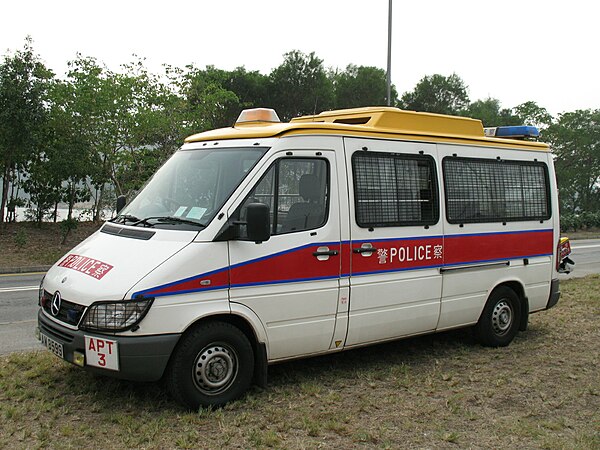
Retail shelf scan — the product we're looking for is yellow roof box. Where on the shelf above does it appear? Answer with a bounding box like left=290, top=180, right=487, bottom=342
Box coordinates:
left=292, top=107, right=485, bottom=139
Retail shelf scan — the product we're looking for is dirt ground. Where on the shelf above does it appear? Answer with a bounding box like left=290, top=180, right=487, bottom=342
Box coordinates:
left=0, top=276, right=598, bottom=449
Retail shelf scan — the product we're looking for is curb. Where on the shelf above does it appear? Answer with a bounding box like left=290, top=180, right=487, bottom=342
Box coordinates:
left=0, top=266, right=51, bottom=275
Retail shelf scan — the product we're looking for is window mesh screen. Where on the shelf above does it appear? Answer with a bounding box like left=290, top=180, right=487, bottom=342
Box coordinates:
left=443, top=157, right=550, bottom=224
left=352, top=152, right=438, bottom=227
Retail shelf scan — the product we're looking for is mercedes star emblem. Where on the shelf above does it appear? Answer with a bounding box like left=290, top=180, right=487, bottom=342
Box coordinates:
left=50, top=291, right=62, bottom=317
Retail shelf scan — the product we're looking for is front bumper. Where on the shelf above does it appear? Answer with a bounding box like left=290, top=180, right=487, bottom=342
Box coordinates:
left=37, top=310, right=180, bottom=381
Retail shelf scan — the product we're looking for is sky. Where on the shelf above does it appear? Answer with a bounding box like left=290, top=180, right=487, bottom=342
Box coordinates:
left=1, top=0, right=597, bottom=116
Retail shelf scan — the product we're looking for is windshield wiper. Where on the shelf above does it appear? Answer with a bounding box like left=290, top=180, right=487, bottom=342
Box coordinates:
left=133, top=216, right=205, bottom=228
left=110, top=214, right=141, bottom=224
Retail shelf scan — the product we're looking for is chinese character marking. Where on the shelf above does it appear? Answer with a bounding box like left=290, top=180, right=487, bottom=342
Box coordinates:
left=433, top=244, right=443, bottom=259
left=377, top=248, right=388, bottom=264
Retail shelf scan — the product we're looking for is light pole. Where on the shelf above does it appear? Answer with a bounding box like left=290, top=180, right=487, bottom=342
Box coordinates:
left=386, top=0, right=392, bottom=106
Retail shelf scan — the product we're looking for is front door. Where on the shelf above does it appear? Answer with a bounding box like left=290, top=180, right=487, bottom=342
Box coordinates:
left=228, top=149, right=341, bottom=360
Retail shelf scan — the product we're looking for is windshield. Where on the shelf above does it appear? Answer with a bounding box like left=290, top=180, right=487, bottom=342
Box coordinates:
left=117, top=147, right=268, bottom=228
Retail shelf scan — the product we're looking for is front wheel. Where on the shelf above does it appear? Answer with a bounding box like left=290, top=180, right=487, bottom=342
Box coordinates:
left=166, top=322, right=254, bottom=409
left=475, top=286, right=521, bottom=347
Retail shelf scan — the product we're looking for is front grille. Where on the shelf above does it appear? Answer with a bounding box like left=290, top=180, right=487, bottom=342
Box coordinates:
left=41, top=290, right=86, bottom=327
left=39, top=318, right=75, bottom=343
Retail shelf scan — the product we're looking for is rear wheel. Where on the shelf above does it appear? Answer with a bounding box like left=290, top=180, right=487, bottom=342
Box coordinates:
left=475, top=286, right=521, bottom=347
left=167, top=322, right=254, bottom=409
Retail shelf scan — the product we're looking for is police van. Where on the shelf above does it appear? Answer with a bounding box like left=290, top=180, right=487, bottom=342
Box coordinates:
left=37, top=107, right=572, bottom=409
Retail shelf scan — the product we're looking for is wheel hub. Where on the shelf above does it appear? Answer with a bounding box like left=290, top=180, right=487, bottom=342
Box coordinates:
left=193, top=344, right=238, bottom=395
left=492, top=300, right=512, bottom=335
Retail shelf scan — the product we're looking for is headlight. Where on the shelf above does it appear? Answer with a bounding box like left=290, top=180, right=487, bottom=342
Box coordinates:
left=38, top=275, right=46, bottom=306
left=80, top=297, right=153, bottom=332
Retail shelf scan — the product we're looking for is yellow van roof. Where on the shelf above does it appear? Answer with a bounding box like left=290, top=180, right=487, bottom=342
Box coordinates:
left=184, top=107, right=549, bottom=151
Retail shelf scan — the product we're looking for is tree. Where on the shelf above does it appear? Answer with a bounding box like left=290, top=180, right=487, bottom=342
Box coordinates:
left=400, top=73, right=470, bottom=115
left=0, top=38, right=53, bottom=227
left=269, top=50, right=334, bottom=121
left=61, top=55, right=186, bottom=219
left=464, top=97, right=521, bottom=127
left=545, top=109, right=600, bottom=214
left=180, top=65, right=242, bottom=130
left=334, top=64, right=397, bottom=109
left=21, top=149, right=63, bottom=224
left=111, top=59, right=189, bottom=198
left=223, top=66, right=270, bottom=111
left=514, top=101, right=553, bottom=130
left=45, top=78, right=92, bottom=220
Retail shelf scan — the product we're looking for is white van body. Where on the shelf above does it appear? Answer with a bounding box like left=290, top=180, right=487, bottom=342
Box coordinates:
left=38, top=107, right=562, bottom=408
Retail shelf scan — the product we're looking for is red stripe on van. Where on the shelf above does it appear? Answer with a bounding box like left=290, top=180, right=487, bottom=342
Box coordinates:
left=142, top=269, right=229, bottom=296
left=136, top=230, right=553, bottom=298
left=443, top=230, right=553, bottom=266
left=350, top=229, right=553, bottom=275
left=230, top=243, right=342, bottom=287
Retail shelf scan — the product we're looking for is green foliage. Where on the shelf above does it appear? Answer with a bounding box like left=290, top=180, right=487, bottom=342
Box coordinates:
left=14, top=228, right=27, bottom=248
left=400, top=73, right=470, bottom=115
left=560, top=212, right=600, bottom=232
left=463, top=97, right=521, bottom=127
left=22, top=151, right=63, bottom=224
left=269, top=50, right=334, bottom=121
left=60, top=218, right=78, bottom=245
left=0, top=37, right=53, bottom=226
left=514, top=101, right=553, bottom=130
left=546, top=109, right=600, bottom=214
left=334, top=64, right=397, bottom=109
left=0, top=41, right=598, bottom=226
left=181, top=65, right=243, bottom=130
left=224, top=67, right=270, bottom=109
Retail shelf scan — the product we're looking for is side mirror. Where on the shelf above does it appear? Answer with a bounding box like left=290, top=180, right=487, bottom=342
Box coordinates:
left=116, top=195, right=127, bottom=214
left=246, top=203, right=270, bottom=243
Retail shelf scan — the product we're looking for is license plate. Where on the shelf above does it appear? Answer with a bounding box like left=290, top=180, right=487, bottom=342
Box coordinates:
left=40, top=332, right=64, bottom=359
left=84, top=336, right=119, bottom=371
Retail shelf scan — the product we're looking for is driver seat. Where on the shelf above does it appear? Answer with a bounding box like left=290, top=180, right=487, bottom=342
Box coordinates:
left=282, top=174, right=325, bottom=232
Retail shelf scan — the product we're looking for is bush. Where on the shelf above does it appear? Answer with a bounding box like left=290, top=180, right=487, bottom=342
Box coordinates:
left=14, top=228, right=28, bottom=248
left=560, top=212, right=600, bottom=232
left=60, top=218, right=79, bottom=245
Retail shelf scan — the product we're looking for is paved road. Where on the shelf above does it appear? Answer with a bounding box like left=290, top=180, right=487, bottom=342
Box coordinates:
left=1, top=239, right=599, bottom=355
left=558, top=239, right=600, bottom=280
left=0, top=272, right=44, bottom=355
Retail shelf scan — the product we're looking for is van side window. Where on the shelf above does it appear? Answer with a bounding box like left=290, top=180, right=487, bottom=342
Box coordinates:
left=352, top=152, right=439, bottom=227
left=443, top=157, right=551, bottom=224
left=236, top=158, right=329, bottom=236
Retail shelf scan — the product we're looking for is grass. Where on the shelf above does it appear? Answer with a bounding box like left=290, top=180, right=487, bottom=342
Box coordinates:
left=1, top=276, right=599, bottom=448
left=0, top=222, right=101, bottom=269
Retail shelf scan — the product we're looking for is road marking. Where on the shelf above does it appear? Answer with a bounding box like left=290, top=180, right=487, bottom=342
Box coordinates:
left=0, top=319, right=36, bottom=326
left=0, top=286, right=38, bottom=293
left=0, top=272, right=46, bottom=277
left=571, top=244, right=600, bottom=250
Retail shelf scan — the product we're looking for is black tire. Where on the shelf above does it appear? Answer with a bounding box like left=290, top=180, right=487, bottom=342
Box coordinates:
left=475, top=286, right=521, bottom=347
left=166, top=321, right=254, bottom=409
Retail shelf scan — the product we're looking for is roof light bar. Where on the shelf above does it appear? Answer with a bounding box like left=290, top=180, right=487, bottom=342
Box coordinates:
left=484, top=126, right=540, bottom=139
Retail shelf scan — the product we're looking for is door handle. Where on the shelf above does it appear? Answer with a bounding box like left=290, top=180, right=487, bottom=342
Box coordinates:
left=313, top=249, right=339, bottom=257
left=353, top=247, right=378, bottom=254
left=353, top=243, right=378, bottom=255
